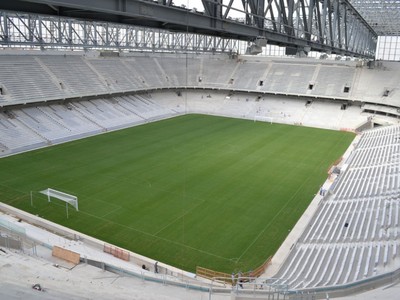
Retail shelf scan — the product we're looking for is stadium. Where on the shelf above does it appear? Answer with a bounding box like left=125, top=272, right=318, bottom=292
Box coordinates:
left=0, top=0, right=399, bottom=299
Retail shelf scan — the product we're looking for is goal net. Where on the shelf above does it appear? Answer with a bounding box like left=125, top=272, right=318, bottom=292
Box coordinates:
left=253, top=115, right=273, bottom=124
left=40, top=188, right=79, bottom=211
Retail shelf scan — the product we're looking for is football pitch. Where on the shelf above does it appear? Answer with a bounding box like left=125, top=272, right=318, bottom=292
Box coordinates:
left=0, top=114, right=355, bottom=273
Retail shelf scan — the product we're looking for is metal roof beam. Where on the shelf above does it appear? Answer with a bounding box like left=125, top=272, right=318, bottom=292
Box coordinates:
left=0, top=0, right=378, bottom=57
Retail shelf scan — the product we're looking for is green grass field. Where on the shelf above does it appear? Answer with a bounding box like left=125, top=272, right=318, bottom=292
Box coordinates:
left=0, top=114, right=355, bottom=273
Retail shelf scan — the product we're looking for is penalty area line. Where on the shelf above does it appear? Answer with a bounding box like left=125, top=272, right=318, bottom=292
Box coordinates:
left=75, top=209, right=233, bottom=262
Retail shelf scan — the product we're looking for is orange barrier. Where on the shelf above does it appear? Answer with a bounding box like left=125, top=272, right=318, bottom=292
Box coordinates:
left=196, top=256, right=272, bottom=282
left=196, top=266, right=231, bottom=282
left=248, top=256, right=272, bottom=277
left=104, top=244, right=130, bottom=261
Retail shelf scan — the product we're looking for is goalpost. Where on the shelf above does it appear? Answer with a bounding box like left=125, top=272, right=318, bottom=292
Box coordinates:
left=253, top=115, right=273, bottom=124
left=39, top=188, right=79, bottom=218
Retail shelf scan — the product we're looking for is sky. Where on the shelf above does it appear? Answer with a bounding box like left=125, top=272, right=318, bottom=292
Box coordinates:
left=172, top=0, right=246, bottom=19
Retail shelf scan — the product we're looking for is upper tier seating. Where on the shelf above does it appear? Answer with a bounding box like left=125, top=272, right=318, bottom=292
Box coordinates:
left=37, top=56, right=109, bottom=97
left=0, top=53, right=398, bottom=109
left=0, top=55, right=64, bottom=103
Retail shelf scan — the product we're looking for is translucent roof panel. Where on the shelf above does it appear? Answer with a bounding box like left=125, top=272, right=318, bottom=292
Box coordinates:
left=349, top=0, right=400, bottom=35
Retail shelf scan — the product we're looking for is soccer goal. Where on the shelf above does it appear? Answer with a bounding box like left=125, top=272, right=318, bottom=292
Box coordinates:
left=253, top=115, right=273, bottom=124
left=39, top=188, right=78, bottom=218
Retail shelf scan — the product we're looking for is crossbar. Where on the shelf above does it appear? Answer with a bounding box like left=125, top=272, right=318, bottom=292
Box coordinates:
left=40, top=188, right=78, bottom=211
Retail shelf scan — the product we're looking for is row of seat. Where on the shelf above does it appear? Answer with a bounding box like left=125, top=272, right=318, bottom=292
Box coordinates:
left=334, top=164, right=398, bottom=200
left=276, top=241, right=399, bottom=289
left=0, top=54, right=360, bottom=106
left=0, top=89, right=374, bottom=156
left=274, top=125, right=400, bottom=290
left=303, top=196, right=400, bottom=243
left=333, top=127, right=400, bottom=200
left=0, top=94, right=178, bottom=154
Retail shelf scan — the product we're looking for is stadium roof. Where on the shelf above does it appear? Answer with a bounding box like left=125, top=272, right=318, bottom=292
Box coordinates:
left=349, top=0, right=400, bottom=36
